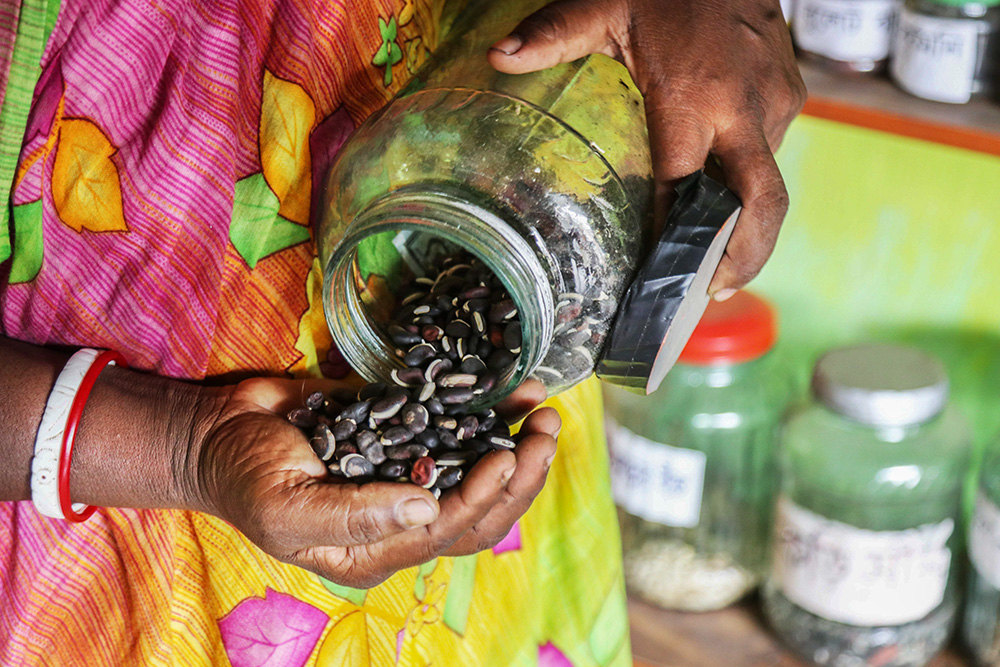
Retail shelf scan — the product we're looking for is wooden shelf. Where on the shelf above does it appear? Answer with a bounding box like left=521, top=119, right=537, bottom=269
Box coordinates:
left=629, top=595, right=970, bottom=667
left=798, top=59, right=1000, bottom=156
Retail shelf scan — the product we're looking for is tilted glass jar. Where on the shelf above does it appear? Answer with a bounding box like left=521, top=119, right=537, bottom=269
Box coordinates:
left=964, top=437, right=1000, bottom=666
left=316, top=0, right=653, bottom=404
left=604, top=291, right=788, bottom=611
left=890, top=0, right=1000, bottom=103
left=763, top=344, right=971, bottom=667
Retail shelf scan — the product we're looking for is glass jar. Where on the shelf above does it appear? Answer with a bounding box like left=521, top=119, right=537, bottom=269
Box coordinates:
left=793, top=0, right=902, bottom=72
left=315, top=0, right=653, bottom=403
left=964, top=437, right=1000, bottom=666
left=890, top=0, right=1000, bottom=103
left=604, top=291, right=788, bottom=611
left=763, top=344, right=971, bottom=667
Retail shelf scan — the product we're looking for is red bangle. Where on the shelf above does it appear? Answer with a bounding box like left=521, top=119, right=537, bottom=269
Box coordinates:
left=58, top=350, right=129, bottom=522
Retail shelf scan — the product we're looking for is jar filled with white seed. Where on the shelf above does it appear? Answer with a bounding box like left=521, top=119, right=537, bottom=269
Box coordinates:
left=604, top=291, right=788, bottom=611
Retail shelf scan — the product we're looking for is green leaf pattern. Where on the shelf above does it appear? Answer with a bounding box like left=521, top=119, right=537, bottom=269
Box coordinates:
left=372, top=16, right=403, bottom=87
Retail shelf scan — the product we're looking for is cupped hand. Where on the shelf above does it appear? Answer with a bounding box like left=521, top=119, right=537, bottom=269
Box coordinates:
left=184, top=377, right=558, bottom=588
left=488, top=0, right=806, bottom=298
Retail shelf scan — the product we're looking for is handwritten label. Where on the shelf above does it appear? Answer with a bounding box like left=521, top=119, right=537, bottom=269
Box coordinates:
left=970, top=491, right=1000, bottom=590
left=772, top=496, right=953, bottom=626
left=607, top=418, right=706, bottom=528
left=793, top=0, right=899, bottom=62
left=890, top=9, right=979, bottom=104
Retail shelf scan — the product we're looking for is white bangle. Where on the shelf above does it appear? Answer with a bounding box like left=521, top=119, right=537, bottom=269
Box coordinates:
left=31, top=348, right=104, bottom=519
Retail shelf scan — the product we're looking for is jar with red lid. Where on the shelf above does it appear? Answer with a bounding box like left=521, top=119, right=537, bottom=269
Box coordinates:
left=603, top=291, right=789, bottom=611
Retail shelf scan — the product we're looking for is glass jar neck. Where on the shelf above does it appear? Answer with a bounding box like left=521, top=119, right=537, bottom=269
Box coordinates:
left=323, top=186, right=555, bottom=404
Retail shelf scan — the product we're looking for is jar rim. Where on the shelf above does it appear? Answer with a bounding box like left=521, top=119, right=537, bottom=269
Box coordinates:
left=323, top=187, right=555, bottom=407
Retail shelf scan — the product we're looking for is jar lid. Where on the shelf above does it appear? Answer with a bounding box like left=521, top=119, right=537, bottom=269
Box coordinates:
left=677, top=291, right=777, bottom=365
left=811, top=344, right=949, bottom=427
left=595, top=171, right=741, bottom=394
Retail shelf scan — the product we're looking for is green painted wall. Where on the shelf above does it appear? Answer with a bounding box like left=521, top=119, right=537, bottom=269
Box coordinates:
left=754, top=115, right=1000, bottom=508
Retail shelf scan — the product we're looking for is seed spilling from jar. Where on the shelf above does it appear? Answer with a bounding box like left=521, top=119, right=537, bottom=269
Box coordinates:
left=287, top=250, right=524, bottom=497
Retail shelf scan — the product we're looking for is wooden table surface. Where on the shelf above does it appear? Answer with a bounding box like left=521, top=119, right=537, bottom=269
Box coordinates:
left=629, top=596, right=971, bottom=667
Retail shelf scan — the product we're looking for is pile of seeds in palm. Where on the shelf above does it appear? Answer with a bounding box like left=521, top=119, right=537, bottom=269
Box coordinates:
left=287, top=251, right=524, bottom=497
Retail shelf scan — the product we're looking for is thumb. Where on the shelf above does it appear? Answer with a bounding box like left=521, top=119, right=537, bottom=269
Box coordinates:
left=488, top=0, right=625, bottom=74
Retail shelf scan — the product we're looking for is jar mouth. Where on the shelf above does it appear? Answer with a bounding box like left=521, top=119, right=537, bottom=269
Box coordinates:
left=323, top=187, right=554, bottom=407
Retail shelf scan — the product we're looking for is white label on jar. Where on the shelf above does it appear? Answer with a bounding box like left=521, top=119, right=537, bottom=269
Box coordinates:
left=606, top=418, right=706, bottom=528
left=970, top=491, right=1000, bottom=590
left=772, top=496, right=953, bottom=626
left=793, top=0, right=899, bottom=62
left=890, top=9, right=978, bottom=104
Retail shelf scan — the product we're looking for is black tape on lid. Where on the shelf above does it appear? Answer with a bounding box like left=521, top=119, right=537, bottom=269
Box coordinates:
left=595, top=171, right=741, bottom=394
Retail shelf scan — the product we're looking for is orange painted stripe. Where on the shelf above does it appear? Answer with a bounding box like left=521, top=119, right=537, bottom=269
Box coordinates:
left=802, top=96, right=1000, bottom=157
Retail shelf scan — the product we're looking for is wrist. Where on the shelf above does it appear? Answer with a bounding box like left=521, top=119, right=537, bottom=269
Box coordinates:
left=168, top=382, right=232, bottom=515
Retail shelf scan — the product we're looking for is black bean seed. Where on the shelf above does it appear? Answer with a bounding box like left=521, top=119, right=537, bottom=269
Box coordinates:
left=417, top=381, right=436, bottom=402
left=460, top=285, right=490, bottom=300
left=487, top=435, right=516, bottom=450
left=487, top=349, right=517, bottom=372
left=425, top=398, right=445, bottom=415
left=413, top=315, right=435, bottom=326
left=471, top=311, right=487, bottom=335
left=473, top=373, right=497, bottom=395
left=460, top=356, right=487, bottom=375
left=305, top=391, right=327, bottom=411
left=559, top=328, right=591, bottom=348
left=310, top=425, right=336, bottom=462
left=379, top=460, right=409, bottom=478
left=444, top=320, right=471, bottom=338
left=388, top=324, right=422, bottom=347
left=478, top=340, right=495, bottom=359
left=402, top=403, right=429, bottom=434
left=439, top=373, right=478, bottom=388
left=503, top=322, right=522, bottom=350
left=478, top=416, right=497, bottom=432
left=391, top=367, right=425, bottom=387
left=444, top=404, right=466, bottom=417
left=421, top=325, right=444, bottom=342
left=328, top=461, right=343, bottom=476
left=434, top=416, right=458, bottom=430
left=439, top=387, right=474, bottom=404
left=341, top=453, right=375, bottom=478
left=488, top=299, right=517, bottom=323
left=424, top=358, right=450, bottom=382
left=380, top=426, right=415, bottom=446
left=416, top=428, right=440, bottom=449
left=358, top=437, right=386, bottom=465
left=339, top=400, right=373, bottom=423
left=288, top=408, right=318, bottom=429
left=491, top=421, right=512, bottom=437
left=371, top=393, right=408, bottom=420
left=457, top=416, right=479, bottom=440
left=404, top=343, right=436, bottom=367
left=436, top=466, right=463, bottom=490
left=415, top=276, right=436, bottom=287
left=385, top=443, right=430, bottom=460
left=332, top=418, right=357, bottom=441
left=455, top=338, right=467, bottom=359
left=437, top=429, right=460, bottom=450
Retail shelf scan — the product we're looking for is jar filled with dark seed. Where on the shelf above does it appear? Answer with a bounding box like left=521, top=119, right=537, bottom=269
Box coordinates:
left=763, top=345, right=971, bottom=667
left=604, top=292, right=787, bottom=612
left=316, top=0, right=653, bottom=403
left=963, top=436, right=1000, bottom=666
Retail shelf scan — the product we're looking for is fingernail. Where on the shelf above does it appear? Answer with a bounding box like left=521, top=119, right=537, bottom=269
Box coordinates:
left=544, top=453, right=556, bottom=469
left=397, top=498, right=437, bottom=528
left=713, top=288, right=737, bottom=302
left=500, top=465, right=516, bottom=485
left=491, top=34, right=523, bottom=55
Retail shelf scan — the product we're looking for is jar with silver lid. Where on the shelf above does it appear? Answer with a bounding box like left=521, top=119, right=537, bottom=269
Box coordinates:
left=763, top=344, right=971, bottom=667
left=890, top=0, right=1000, bottom=103
left=793, top=0, right=902, bottom=73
